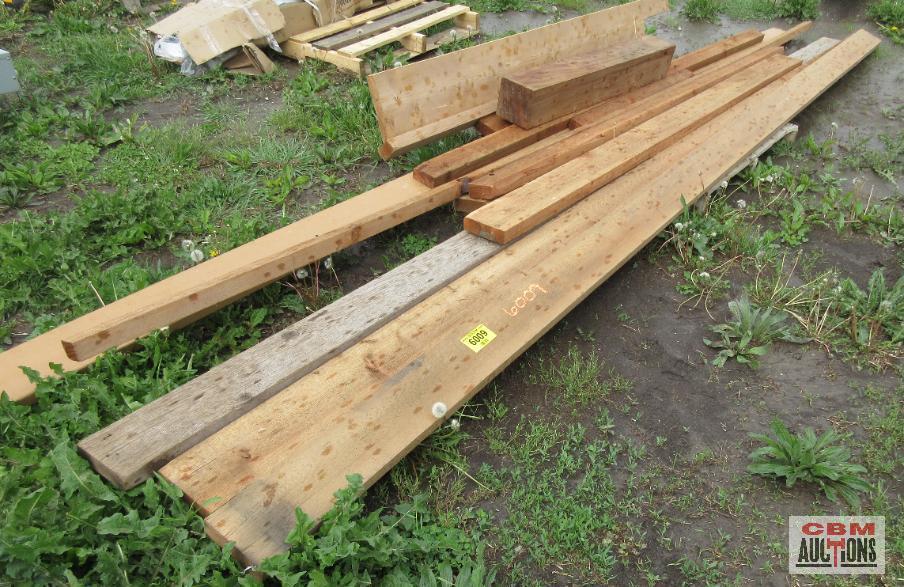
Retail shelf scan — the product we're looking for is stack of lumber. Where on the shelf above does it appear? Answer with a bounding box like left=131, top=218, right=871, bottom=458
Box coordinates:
left=68, top=3, right=878, bottom=566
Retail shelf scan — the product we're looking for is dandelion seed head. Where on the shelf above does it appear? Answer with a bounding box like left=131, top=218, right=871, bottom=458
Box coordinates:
left=181, top=239, right=194, bottom=251
left=736, top=199, right=747, bottom=209
left=699, top=271, right=710, bottom=279
left=190, top=249, right=204, bottom=263
left=295, top=268, right=309, bottom=280
left=449, top=418, right=460, bottom=430
left=323, top=257, right=333, bottom=270
left=432, top=402, right=448, bottom=418
left=720, top=180, right=728, bottom=190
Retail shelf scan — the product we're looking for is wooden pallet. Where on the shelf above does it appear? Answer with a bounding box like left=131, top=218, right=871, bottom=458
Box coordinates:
left=283, top=0, right=479, bottom=76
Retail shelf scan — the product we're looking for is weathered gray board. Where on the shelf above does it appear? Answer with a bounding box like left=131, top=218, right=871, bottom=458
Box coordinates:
left=0, top=49, right=20, bottom=94
left=79, top=231, right=501, bottom=489
left=314, top=1, right=447, bottom=51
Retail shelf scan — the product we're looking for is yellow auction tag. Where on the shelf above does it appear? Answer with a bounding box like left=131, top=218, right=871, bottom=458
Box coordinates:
left=460, top=324, right=496, bottom=353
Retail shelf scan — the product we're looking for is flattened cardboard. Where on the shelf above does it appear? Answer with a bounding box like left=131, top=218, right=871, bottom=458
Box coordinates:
left=224, top=43, right=275, bottom=74
left=148, top=0, right=285, bottom=65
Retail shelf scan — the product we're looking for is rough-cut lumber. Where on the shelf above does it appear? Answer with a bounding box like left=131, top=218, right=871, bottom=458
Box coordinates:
left=413, top=69, right=693, bottom=187
left=162, top=31, right=879, bottom=566
left=337, top=5, right=468, bottom=56
left=377, top=101, right=497, bottom=160
left=454, top=196, right=487, bottom=213
left=0, top=177, right=457, bottom=404
left=705, top=21, right=812, bottom=72
left=79, top=232, right=500, bottom=490
left=464, top=54, right=801, bottom=243
left=314, top=1, right=448, bottom=51
left=289, top=0, right=423, bottom=44
left=670, top=29, right=764, bottom=71
left=470, top=45, right=786, bottom=199
left=497, top=37, right=676, bottom=129
left=58, top=177, right=458, bottom=363
left=475, top=114, right=510, bottom=136
left=369, top=0, right=669, bottom=158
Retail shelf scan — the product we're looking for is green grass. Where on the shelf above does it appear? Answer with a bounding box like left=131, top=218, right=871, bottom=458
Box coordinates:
left=869, top=0, right=904, bottom=43
left=682, top=0, right=820, bottom=21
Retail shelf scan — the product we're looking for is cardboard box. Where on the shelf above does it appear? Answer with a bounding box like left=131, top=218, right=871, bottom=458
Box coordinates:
left=273, top=2, right=317, bottom=43
left=149, top=0, right=285, bottom=65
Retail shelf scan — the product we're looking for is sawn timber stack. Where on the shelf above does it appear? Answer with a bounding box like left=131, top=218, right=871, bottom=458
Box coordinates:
left=150, top=31, right=878, bottom=565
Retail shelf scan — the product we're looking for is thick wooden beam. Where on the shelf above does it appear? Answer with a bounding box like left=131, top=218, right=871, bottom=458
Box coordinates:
left=670, top=29, right=763, bottom=71
left=412, top=69, right=693, bottom=187
left=369, top=0, right=669, bottom=158
left=469, top=44, right=785, bottom=199
left=164, top=31, right=879, bottom=565
left=497, top=37, right=675, bottom=129
left=78, top=232, right=500, bottom=490
left=464, top=54, right=801, bottom=243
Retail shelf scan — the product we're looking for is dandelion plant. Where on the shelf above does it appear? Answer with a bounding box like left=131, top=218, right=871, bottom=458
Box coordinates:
left=748, top=419, right=872, bottom=506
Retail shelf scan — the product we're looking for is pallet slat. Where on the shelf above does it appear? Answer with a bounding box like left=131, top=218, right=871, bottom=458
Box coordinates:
left=464, top=54, right=801, bottom=243
left=314, top=1, right=448, bottom=50
left=338, top=5, right=469, bottom=57
left=288, top=0, right=423, bottom=44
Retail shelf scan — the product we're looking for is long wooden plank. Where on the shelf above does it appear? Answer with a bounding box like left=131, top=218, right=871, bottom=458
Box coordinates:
left=568, top=43, right=783, bottom=129
left=0, top=177, right=457, bottom=404
left=78, top=232, right=500, bottom=490
left=497, top=37, right=675, bottom=128
left=699, top=21, right=812, bottom=73
left=338, top=5, right=468, bottom=57
left=314, top=1, right=447, bottom=50
left=464, top=54, right=801, bottom=243
left=412, top=69, right=693, bottom=187
left=164, top=31, right=879, bottom=566
left=289, top=0, right=423, bottom=44
left=368, top=0, right=668, bottom=158
left=670, top=29, right=763, bottom=71
left=57, top=177, right=458, bottom=363
left=469, top=45, right=786, bottom=199
left=377, top=100, right=497, bottom=160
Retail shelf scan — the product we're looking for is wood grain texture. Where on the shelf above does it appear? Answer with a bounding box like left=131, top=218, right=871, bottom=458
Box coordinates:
left=469, top=45, right=786, bottom=199
left=313, top=1, right=448, bottom=51
left=79, top=232, right=499, bottom=490
left=413, top=68, right=693, bottom=187
left=338, top=5, right=468, bottom=57
left=497, top=37, right=675, bottom=128
left=464, top=54, right=801, bottom=243
left=288, top=0, right=423, bottom=44
left=475, top=114, right=510, bottom=136
left=0, top=176, right=457, bottom=404
left=368, top=0, right=668, bottom=158
left=670, top=29, right=763, bottom=71
left=164, top=31, right=879, bottom=566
